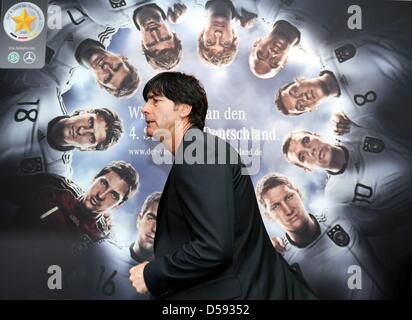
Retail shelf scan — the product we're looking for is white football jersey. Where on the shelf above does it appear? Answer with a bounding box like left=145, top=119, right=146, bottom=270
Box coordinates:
left=76, top=0, right=174, bottom=28
left=186, top=0, right=257, bottom=15
left=283, top=205, right=391, bottom=299
left=0, top=0, right=117, bottom=94
left=325, top=126, right=412, bottom=213
left=254, top=0, right=351, bottom=56
left=0, top=88, right=73, bottom=178
left=320, top=18, right=412, bottom=138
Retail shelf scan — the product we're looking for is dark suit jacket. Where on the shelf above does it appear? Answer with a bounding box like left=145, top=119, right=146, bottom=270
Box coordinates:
left=144, top=128, right=315, bottom=299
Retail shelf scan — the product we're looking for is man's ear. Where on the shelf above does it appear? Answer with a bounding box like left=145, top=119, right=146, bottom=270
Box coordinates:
left=136, top=214, right=141, bottom=228
left=136, top=212, right=143, bottom=228
left=282, top=57, right=288, bottom=68
left=179, top=103, right=192, bottom=118
left=121, top=55, right=128, bottom=62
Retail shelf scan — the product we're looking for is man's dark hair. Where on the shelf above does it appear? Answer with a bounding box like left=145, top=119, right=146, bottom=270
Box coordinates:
left=205, top=0, right=235, bottom=14
left=198, top=30, right=238, bottom=67
left=101, top=59, right=140, bottom=98
left=94, top=108, right=124, bottom=150
left=143, top=72, right=208, bottom=130
left=95, top=161, right=139, bottom=204
left=71, top=108, right=123, bottom=151
left=140, top=192, right=162, bottom=216
left=142, top=34, right=182, bottom=70
left=275, top=81, right=303, bottom=116
left=282, top=130, right=313, bottom=169
left=272, top=20, right=301, bottom=47
left=255, top=173, right=302, bottom=207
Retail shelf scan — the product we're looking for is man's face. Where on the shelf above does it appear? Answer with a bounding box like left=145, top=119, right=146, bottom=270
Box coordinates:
left=141, top=92, right=182, bottom=139
left=139, top=8, right=175, bottom=55
left=89, top=52, right=131, bottom=95
left=62, top=111, right=107, bottom=150
left=286, top=132, right=334, bottom=171
left=280, top=78, right=328, bottom=114
left=249, top=33, right=291, bottom=78
left=262, top=184, right=308, bottom=233
left=202, top=16, right=233, bottom=56
left=137, top=203, right=158, bottom=251
left=83, top=171, right=129, bottom=214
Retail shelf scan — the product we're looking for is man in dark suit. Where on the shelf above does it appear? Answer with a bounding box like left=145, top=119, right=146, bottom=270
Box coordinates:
left=129, top=72, right=315, bottom=299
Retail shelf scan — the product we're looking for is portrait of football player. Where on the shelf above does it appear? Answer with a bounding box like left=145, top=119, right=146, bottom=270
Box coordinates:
left=76, top=0, right=187, bottom=70
left=256, top=172, right=394, bottom=299
left=249, top=0, right=353, bottom=78
left=281, top=127, right=412, bottom=213
left=0, top=161, right=139, bottom=299
left=197, top=0, right=257, bottom=67
left=274, top=17, right=412, bottom=138
left=0, top=88, right=123, bottom=178
left=0, top=0, right=140, bottom=98
left=130, top=191, right=160, bottom=263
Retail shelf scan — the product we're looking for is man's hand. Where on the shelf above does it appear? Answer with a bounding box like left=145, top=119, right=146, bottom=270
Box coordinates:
left=167, top=3, right=187, bottom=24
left=129, top=261, right=150, bottom=294
left=271, top=236, right=286, bottom=255
left=330, top=111, right=351, bottom=135
left=236, top=9, right=257, bottom=29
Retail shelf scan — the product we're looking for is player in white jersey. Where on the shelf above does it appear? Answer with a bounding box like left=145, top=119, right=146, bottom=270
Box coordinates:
left=256, top=173, right=394, bottom=299
left=0, top=0, right=140, bottom=98
left=249, top=0, right=355, bottom=78
left=0, top=88, right=124, bottom=178
left=249, top=0, right=411, bottom=79
left=275, top=18, right=412, bottom=139
left=281, top=128, right=412, bottom=213
left=190, top=0, right=258, bottom=67
left=76, top=0, right=187, bottom=70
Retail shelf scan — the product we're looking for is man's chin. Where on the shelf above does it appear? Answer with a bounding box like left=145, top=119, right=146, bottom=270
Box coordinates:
left=84, top=202, right=98, bottom=213
left=143, top=244, right=154, bottom=252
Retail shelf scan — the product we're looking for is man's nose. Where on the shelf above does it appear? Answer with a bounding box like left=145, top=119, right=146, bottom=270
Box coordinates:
left=150, top=29, right=160, bottom=42
left=295, top=88, right=304, bottom=98
left=99, top=189, right=111, bottom=199
left=101, top=62, right=113, bottom=71
left=281, top=202, right=293, bottom=215
left=214, top=30, right=223, bottom=39
left=95, top=192, right=103, bottom=202
left=78, top=127, right=94, bottom=135
left=272, top=46, right=281, bottom=54
left=141, top=102, right=150, bottom=113
left=311, top=147, right=317, bottom=157
left=151, top=222, right=157, bottom=233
